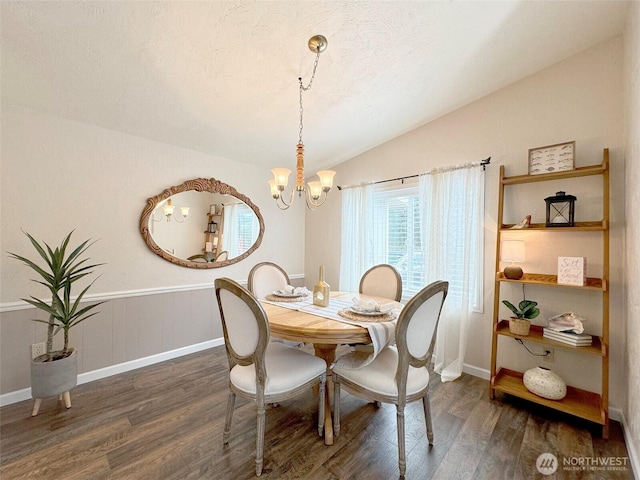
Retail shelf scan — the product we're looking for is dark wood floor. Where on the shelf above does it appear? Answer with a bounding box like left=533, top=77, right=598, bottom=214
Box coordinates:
left=0, top=345, right=633, bottom=479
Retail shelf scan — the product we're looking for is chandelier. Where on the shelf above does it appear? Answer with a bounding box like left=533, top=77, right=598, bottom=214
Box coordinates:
left=152, top=198, right=190, bottom=223
left=268, top=35, right=336, bottom=210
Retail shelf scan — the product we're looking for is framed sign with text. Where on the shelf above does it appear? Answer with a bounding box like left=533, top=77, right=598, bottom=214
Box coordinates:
left=528, top=141, right=575, bottom=175
left=557, top=256, right=587, bottom=286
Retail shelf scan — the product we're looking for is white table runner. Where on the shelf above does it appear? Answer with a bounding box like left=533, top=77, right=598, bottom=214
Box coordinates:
left=262, top=294, right=402, bottom=369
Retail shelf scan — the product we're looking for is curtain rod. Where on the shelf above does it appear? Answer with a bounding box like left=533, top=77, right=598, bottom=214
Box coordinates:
left=337, top=157, right=490, bottom=191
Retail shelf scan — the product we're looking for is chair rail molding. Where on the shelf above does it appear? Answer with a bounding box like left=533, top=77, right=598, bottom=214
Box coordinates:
left=0, top=273, right=305, bottom=313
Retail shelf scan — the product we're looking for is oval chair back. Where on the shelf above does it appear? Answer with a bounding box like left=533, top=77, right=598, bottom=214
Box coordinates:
left=359, top=263, right=403, bottom=301
left=215, top=277, right=269, bottom=371
left=248, top=262, right=290, bottom=299
left=395, top=281, right=449, bottom=396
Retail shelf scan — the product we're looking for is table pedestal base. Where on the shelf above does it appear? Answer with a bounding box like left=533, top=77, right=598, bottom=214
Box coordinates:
left=314, top=343, right=337, bottom=446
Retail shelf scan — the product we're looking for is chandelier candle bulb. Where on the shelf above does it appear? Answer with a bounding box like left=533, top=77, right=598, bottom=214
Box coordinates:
left=317, top=170, right=336, bottom=190
left=271, top=168, right=291, bottom=189
left=268, top=179, right=280, bottom=199
left=163, top=199, right=175, bottom=219
left=307, top=181, right=322, bottom=200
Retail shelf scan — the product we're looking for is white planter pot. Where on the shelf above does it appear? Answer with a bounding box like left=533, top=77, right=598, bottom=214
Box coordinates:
left=31, top=348, right=77, bottom=399
left=523, top=366, right=567, bottom=400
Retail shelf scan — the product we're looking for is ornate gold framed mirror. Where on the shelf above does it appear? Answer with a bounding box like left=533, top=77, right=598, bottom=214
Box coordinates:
left=140, top=178, right=265, bottom=269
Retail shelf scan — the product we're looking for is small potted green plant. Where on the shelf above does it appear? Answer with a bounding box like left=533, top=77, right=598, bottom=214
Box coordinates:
left=502, top=297, right=540, bottom=336
left=8, top=231, right=105, bottom=415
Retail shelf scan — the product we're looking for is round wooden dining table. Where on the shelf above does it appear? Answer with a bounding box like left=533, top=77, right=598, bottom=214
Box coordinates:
left=260, top=291, right=400, bottom=446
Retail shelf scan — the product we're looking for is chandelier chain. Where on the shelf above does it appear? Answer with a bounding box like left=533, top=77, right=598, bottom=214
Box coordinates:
left=301, top=51, right=321, bottom=91
left=298, top=51, right=321, bottom=145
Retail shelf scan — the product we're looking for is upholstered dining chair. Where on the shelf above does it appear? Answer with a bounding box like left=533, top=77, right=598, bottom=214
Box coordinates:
left=332, top=280, right=448, bottom=477
left=215, top=278, right=326, bottom=476
left=247, top=262, right=290, bottom=299
left=248, top=262, right=303, bottom=347
left=215, top=250, right=229, bottom=262
left=359, top=263, right=403, bottom=302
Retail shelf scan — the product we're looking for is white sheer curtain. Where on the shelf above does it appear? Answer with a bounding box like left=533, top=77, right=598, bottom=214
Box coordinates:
left=419, top=165, right=484, bottom=382
left=339, top=165, right=484, bottom=382
left=221, top=203, right=239, bottom=258
left=339, top=183, right=373, bottom=292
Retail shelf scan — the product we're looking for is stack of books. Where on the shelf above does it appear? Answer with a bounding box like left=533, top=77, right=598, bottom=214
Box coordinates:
left=543, top=328, right=593, bottom=346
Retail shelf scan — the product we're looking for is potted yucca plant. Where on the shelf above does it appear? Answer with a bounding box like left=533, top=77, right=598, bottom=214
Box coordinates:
left=502, top=297, right=540, bottom=336
left=8, top=231, right=105, bottom=415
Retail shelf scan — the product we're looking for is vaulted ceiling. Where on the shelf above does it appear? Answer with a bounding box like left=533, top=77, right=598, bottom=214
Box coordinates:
left=1, top=1, right=629, bottom=171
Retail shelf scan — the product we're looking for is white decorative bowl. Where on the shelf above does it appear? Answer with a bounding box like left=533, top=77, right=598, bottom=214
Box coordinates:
left=523, top=366, right=567, bottom=400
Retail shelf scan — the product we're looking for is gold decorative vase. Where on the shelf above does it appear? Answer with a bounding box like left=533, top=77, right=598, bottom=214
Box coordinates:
left=313, top=265, right=330, bottom=307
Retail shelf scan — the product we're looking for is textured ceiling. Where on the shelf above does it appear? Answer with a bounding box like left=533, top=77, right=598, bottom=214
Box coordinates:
left=1, top=1, right=629, bottom=171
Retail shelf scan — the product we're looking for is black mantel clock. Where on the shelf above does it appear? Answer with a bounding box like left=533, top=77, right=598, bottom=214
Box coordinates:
left=545, top=191, right=576, bottom=227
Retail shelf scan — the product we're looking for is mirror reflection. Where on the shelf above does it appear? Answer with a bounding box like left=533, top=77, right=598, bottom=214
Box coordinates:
left=140, top=178, right=264, bottom=269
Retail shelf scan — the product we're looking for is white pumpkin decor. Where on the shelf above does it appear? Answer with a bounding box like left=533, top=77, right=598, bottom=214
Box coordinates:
left=523, top=366, right=567, bottom=400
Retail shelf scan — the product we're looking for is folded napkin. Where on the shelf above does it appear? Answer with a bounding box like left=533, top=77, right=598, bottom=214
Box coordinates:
left=351, top=297, right=395, bottom=314
left=277, top=285, right=310, bottom=296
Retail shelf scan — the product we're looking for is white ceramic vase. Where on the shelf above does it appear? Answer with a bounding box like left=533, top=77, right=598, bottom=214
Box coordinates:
left=523, top=366, right=567, bottom=400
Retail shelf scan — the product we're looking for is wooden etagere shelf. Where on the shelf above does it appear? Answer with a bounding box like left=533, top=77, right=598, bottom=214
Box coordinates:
left=489, top=148, right=610, bottom=438
left=495, top=321, right=605, bottom=356
left=492, top=369, right=605, bottom=425
left=500, top=220, right=606, bottom=231
left=496, top=272, right=606, bottom=291
left=500, top=162, right=606, bottom=185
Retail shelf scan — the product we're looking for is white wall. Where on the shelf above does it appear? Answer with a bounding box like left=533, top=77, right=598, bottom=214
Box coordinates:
left=0, top=104, right=305, bottom=303
left=0, top=104, right=306, bottom=396
left=623, top=0, right=640, bottom=470
left=306, top=38, right=626, bottom=407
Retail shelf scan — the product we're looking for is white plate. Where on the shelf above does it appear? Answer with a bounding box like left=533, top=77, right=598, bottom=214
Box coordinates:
left=348, top=306, right=385, bottom=316
left=272, top=290, right=307, bottom=298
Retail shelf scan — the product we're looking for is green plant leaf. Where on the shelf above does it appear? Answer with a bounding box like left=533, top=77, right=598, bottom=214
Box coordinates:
left=9, top=230, right=106, bottom=353
left=501, top=300, right=521, bottom=317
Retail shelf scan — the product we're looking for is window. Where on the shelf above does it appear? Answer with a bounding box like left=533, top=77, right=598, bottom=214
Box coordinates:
left=235, top=203, right=259, bottom=254
left=340, top=165, right=484, bottom=311
left=369, top=182, right=425, bottom=298
left=222, top=203, right=260, bottom=258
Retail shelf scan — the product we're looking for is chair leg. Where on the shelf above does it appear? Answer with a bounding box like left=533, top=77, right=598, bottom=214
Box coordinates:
left=396, top=405, right=406, bottom=476
left=332, top=375, right=341, bottom=437
left=422, top=393, right=434, bottom=446
left=223, top=393, right=235, bottom=445
left=255, top=400, right=266, bottom=476
left=317, top=375, right=325, bottom=437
